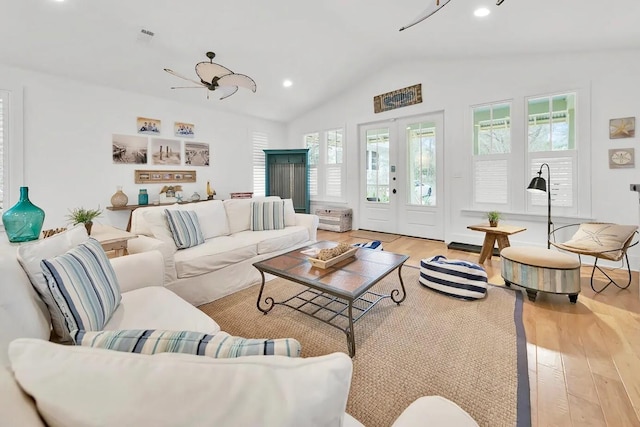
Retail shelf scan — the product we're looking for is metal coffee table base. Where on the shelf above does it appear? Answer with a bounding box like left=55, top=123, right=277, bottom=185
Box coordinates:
left=256, top=267, right=406, bottom=357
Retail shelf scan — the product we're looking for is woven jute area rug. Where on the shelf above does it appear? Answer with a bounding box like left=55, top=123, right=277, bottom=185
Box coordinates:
left=199, top=266, right=530, bottom=427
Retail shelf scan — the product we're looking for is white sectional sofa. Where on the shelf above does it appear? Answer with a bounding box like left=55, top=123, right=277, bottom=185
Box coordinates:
left=127, top=197, right=319, bottom=306
left=0, top=228, right=478, bottom=427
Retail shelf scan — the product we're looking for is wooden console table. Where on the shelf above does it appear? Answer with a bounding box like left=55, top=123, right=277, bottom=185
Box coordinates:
left=90, top=224, right=137, bottom=257
left=467, top=223, right=526, bottom=263
left=107, top=200, right=207, bottom=231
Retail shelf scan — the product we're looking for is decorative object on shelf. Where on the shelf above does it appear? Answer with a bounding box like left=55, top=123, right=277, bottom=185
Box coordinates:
left=206, top=181, right=216, bottom=200
left=185, top=142, right=210, bottom=166
left=175, top=191, right=184, bottom=203
left=230, top=192, right=253, bottom=199
left=373, top=84, right=423, bottom=114
left=527, top=163, right=552, bottom=249
left=165, top=186, right=176, bottom=198
left=174, top=121, right=194, bottom=138
left=135, top=169, right=196, bottom=184
left=609, top=117, right=635, bottom=139
left=2, top=187, right=46, bottom=243
left=138, top=189, right=149, bottom=206
left=191, top=192, right=201, bottom=202
left=136, top=117, right=161, bottom=135
left=609, top=148, right=635, bottom=169
left=159, top=185, right=181, bottom=204
left=112, top=134, right=148, bottom=164
left=164, top=51, right=257, bottom=100
left=66, top=206, right=102, bottom=236
left=486, top=211, right=501, bottom=227
left=110, top=186, right=129, bottom=208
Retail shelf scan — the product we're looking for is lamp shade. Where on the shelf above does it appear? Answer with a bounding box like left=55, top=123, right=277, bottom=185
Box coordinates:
left=527, top=176, right=547, bottom=193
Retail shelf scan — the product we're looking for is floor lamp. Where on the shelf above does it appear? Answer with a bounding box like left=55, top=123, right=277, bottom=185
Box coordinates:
left=527, top=163, right=552, bottom=249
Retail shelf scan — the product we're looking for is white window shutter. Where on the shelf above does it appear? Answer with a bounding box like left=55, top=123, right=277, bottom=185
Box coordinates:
left=530, top=157, right=573, bottom=208
left=325, top=166, right=341, bottom=197
left=474, top=159, right=508, bottom=204
left=309, top=167, right=318, bottom=196
left=252, top=131, right=268, bottom=197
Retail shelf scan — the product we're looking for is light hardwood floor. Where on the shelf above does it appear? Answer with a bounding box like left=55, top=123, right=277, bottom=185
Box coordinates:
left=318, top=230, right=640, bottom=427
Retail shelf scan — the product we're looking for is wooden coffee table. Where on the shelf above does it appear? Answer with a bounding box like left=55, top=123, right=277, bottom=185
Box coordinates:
left=253, top=241, right=408, bottom=357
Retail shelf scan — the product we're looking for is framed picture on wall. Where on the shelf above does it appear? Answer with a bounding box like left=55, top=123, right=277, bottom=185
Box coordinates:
left=137, top=117, right=161, bottom=135
left=609, top=117, right=635, bottom=139
left=609, top=148, right=635, bottom=169
left=150, top=138, right=181, bottom=165
left=174, top=122, right=195, bottom=138
left=184, top=142, right=210, bottom=166
left=112, top=134, right=148, bottom=164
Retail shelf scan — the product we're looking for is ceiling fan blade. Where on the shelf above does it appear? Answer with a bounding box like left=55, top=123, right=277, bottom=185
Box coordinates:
left=195, top=62, right=233, bottom=84
left=170, top=86, right=206, bottom=89
left=218, top=86, right=239, bottom=100
left=217, top=74, right=257, bottom=92
left=164, top=68, right=205, bottom=86
left=399, top=0, right=452, bottom=31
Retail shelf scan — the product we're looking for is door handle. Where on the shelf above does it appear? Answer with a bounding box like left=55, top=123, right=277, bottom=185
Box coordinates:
left=392, top=189, right=397, bottom=194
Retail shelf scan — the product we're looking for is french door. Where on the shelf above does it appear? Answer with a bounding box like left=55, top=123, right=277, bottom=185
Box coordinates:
left=359, top=112, right=444, bottom=240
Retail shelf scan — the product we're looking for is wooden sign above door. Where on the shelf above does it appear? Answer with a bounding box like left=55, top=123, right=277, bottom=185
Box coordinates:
left=373, top=84, right=422, bottom=113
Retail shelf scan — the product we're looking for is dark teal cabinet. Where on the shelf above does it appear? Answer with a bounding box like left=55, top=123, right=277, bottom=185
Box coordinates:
left=264, top=149, right=310, bottom=213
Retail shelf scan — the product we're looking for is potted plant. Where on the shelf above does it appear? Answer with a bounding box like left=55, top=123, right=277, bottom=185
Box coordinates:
left=66, top=206, right=103, bottom=235
left=487, top=211, right=501, bottom=227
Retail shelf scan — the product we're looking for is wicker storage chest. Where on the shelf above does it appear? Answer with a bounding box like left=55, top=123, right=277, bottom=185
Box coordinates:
left=315, top=208, right=353, bottom=232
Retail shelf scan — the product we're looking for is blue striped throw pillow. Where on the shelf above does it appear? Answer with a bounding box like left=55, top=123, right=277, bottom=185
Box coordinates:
left=250, top=200, right=285, bottom=231
left=419, top=255, right=488, bottom=300
left=40, top=238, right=122, bottom=335
left=165, top=209, right=205, bottom=249
left=72, top=329, right=301, bottom=358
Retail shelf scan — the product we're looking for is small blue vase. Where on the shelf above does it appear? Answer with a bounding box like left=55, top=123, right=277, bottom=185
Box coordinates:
left=138, top=189, right=149, bottom=206
left=2, top=187, right=45, bottom=242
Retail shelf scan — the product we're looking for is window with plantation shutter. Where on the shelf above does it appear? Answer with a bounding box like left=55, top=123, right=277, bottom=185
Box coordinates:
left=527, top=93, right=577, bottom=215
left=252, top=131, right=268, bottom=197
left=472, top=102, right=512, bottom=209
left=303, top=128, right=344, bottom=201
left=304, top=133, right=319, bottom=197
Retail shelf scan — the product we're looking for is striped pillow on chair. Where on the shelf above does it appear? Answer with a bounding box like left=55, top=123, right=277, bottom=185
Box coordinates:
left=40, top=238, right=122, bottom=336
left=73, top=329, right=301, bottom=358
left=250, top=200, right=285, bottom=231
left=165, top=209, right=205, bottom=249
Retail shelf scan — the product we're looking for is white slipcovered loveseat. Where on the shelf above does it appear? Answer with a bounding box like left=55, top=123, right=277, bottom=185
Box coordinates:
left=127, top=196, right=319, bottom=306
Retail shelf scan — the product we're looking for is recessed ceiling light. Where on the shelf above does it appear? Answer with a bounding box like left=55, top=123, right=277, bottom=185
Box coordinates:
left=283, top=79, right=293, bottom=88
left=474, top=7, right=490, bottom=17
left=54, top=0, right=65, bottom=2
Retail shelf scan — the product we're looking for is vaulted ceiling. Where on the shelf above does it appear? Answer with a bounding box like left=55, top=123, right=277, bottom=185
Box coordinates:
left=1, top=0, right=639, bottom=122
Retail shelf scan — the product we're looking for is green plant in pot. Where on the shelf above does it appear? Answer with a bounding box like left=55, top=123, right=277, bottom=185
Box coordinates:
left=66, top=206, right=103, bottom=235
left=487, top=211, right=501, bottom=227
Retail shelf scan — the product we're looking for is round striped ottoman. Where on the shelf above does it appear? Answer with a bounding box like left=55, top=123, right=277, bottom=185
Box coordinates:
left=500, top=246, right=581, bottom=303
left=419, top=256, right=488, bottom=300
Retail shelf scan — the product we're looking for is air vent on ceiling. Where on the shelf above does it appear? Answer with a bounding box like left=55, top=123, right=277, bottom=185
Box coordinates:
left=137, top=28, right=155, bottom=43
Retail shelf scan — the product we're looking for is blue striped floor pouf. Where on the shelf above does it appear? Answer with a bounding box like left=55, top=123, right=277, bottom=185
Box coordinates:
left=419, top=255, right=488, bottom=300
left=352, top=240, right=383, bottom=250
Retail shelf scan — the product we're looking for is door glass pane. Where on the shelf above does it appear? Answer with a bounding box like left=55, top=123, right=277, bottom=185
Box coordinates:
left=365, top=128, right=389, bottom=203
left=407, top=122, right=436, bottom=206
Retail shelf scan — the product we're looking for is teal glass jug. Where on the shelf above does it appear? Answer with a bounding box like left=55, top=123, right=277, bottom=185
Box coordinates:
left=2, top=187, right=45, bottom=242
left=138, top=189, right=149, bottom=206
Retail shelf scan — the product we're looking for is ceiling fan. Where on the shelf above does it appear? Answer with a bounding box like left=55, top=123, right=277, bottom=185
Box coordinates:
left=399, top=0, right=506, bottom=31
left=164, top=51, right=257, bottom=100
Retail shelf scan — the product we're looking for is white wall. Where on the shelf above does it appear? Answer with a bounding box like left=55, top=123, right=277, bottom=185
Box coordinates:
left=1, top=63, right=285, bottom=230
left=287, top=49, right=640, bottom=269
